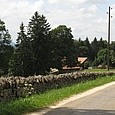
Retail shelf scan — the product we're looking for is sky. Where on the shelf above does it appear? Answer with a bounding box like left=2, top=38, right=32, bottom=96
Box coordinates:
left=0, top=0, right=115, bottom=43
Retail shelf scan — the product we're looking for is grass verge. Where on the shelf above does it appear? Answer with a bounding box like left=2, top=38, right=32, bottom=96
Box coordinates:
left=84, top=68, right=115, bottom=72
left=0, top=75, right=115, bottom=115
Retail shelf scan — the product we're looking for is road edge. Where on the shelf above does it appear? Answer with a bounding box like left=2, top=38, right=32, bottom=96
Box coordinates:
left=25, top=81, right=115, bottom=115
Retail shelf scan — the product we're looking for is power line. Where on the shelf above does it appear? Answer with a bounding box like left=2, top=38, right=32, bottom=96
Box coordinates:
left=102, top=0, right=108, bottom=7
left=90, top=0, right=106, bottom=13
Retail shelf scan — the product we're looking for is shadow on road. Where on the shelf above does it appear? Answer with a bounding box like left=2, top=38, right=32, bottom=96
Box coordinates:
left=44, top=107, right=115, bottom=115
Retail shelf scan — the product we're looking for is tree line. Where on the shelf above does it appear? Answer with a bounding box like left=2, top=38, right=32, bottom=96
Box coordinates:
left=0, top=11, right=115, bottom=77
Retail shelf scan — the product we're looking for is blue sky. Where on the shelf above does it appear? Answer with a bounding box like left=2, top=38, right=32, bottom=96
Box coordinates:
left=0, top=0, right=115, bottom=43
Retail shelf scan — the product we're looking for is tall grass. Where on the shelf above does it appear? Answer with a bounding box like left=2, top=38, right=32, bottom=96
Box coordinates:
left=0, top=75, right=115, bottom=115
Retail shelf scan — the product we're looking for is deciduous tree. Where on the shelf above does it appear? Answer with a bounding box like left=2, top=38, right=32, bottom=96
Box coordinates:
left=50, top=25, right=77, bottom=69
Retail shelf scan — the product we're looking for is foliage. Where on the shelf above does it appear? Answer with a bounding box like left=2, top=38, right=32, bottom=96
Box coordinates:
left=1, top=11, right=115, bottom=77
left=84, top=60, right=91, bottom=69
left=9, top=22, right=33, bottom=77
left=91, top=37, right=107, bottom=61
left=74, top=37, right=109, bottom=68
left=50, top=25, right=77, bottom=69
left=0, top=19, right=14, bottom=76
left=93, top=48, right=115, bottom=67
left=28, top=11, right=51, bottom=75
left=9, top=12, right=51, bottom=76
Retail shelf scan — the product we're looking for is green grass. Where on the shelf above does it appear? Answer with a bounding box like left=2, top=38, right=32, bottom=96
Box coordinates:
left=84, top=68, right=115, bottom=72
left=1, top=75, right=115, bottom=115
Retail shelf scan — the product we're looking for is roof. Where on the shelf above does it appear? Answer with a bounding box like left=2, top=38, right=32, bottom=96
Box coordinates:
left=78, top=57, right=87, bottom=64
left=62, top=66, right=80, bottom=70
left=62, top=57, right=87, bottom=70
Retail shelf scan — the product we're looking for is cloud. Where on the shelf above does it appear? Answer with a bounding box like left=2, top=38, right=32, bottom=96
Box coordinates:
left=0, top=0, right=113, bottom=43
left=47, top=0, right=88, bottom=10
left=0, top=0, right=48, bottom=42
left=33, top=0, right=45, bottom=13
left=88, top=5, right=97, bottom=12
left=46, top=1, right=97, bottom=30
left=45, top=0, right=112, bottom=41
left=85, top=0, right=108, bottom=4
left=48, top=0, right=87, bottom=4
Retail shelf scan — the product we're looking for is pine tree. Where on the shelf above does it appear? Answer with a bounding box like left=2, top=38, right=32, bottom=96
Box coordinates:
left=91, top=37, right=99, bottom=60
left=9, top=22, right=32, bottom=77
left=84, top=37, right=92, bottom=61
left=28, top=11, right=51, bottom=75
left=0, top=19, right=13, bottom=76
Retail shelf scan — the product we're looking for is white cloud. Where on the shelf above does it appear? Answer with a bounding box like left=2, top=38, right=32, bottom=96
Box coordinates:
left=0, top=0, right=114, bottom=42
left=85, top=0, right=108, bottom=4
left=0, top=0, right=48, bottom=42
left=88, top=5, right=97, bottom=12
left=47, top=0, right=60, bottom=4
left=61, top=0, right=87, bottom=4
left=94, top=17, right=106, bottom=24
left=33, top=0, right=45, bottom=13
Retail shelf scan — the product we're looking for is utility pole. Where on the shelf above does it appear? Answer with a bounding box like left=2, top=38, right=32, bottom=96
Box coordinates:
left=107, top=6, right=110, bottom=71
left=107, top=6, right=111, bottom=71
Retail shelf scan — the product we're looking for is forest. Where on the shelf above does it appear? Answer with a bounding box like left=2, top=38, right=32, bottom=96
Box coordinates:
left=0, top=11, right=115, bottom=77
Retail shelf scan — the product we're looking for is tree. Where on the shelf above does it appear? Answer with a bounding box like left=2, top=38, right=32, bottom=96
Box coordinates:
left=50, top=25, right=77, bottom=69
left=74, top=38, right=90, bottom=59
left=98, top=37, right=107, bottom=50
left=109, top=50, right=115, bottom=67
left=0, top=19, right=13, bottom=76
left=78, top=46, right=88, bottom=57
left=110, top=41, right=115, bottom=51
left=92, top=48, right=115, bottom=67
left=9, top=22, right=32, bottom=77
left=83, top=37, right=92, bottom=60
left=28, top=11, right=51, bottom=75
left=84, top=60, right=91, bottom=69
left=91, top=37, right=99, bottom=60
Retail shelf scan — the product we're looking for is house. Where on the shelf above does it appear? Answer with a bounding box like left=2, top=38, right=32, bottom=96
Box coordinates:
left=61, top=57, right=87, bottom=73
left=78, top=57, right=87, bottom=64
left=78, top=57, right=87, bottom=66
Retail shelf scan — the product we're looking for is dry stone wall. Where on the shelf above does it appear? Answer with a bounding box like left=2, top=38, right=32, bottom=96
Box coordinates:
left=0, top=71, right=115, bottom=102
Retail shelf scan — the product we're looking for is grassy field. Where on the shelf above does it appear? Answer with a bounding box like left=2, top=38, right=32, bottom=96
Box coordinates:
left=84, top=68, right=115, bottom=72
left=0, top=70, right=115, bottom=115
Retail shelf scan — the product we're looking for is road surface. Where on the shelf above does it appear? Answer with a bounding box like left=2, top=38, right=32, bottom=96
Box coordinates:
left=26, top=82, right=115, bottom=115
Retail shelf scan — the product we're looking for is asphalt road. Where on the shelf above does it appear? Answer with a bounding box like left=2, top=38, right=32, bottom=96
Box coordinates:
left=26, top=82, right=115, bottom=115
